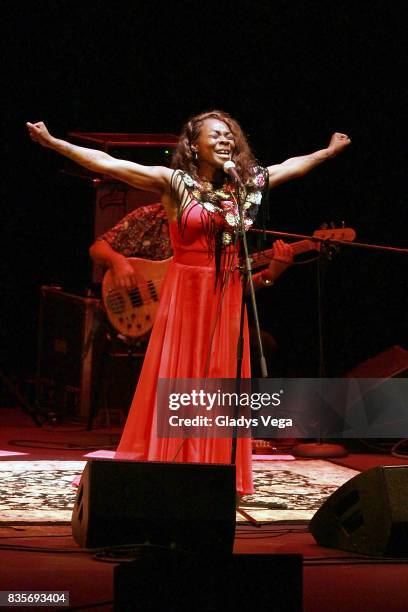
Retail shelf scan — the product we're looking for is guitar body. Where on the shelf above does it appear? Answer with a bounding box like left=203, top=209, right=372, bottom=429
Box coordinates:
left=102, top=257, right=172, bottom=338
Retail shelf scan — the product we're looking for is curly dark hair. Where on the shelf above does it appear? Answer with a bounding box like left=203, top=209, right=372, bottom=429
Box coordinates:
left=171, top=110, right=257, bottom=184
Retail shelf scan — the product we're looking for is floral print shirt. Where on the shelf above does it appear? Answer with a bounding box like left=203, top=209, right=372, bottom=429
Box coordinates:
left=99, top=203, right=172, bottom=260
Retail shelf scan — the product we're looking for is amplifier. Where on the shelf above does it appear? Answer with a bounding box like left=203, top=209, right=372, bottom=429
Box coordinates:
left=36, top=286, right=101, bottom=419
left=36, top=286, right=145, bottom=421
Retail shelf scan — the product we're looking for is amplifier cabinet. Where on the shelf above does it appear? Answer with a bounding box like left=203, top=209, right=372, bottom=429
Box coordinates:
left=36, top=286, right=101, bottom=418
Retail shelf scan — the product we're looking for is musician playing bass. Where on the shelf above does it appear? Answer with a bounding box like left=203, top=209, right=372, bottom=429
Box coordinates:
left=89, top=203, right=172, bottom=288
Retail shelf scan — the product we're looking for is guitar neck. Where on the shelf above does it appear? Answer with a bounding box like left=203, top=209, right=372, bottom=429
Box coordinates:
left=251, top=239, right=316, bottom=270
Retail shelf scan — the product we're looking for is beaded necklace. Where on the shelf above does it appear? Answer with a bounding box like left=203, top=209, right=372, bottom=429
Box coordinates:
left=171, top=167, right=267, bottom=287
left=184, top=173, right=254, bottom=245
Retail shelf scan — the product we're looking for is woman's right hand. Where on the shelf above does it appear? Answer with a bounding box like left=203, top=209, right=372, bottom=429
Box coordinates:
left=26, top=121, right=54, bottom=148
left=26, top=120, right=173, bottom=204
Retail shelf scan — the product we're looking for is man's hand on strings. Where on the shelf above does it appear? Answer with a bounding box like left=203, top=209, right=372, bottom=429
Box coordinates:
left=111, top=258, right=139, bottom=290
left=265, top=240, right=294, bottom=282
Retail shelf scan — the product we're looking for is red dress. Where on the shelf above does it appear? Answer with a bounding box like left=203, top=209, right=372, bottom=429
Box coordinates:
left=115, top=168, right=268, bottom=494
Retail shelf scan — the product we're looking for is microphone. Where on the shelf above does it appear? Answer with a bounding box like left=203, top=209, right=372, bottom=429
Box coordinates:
left=223, top=160, right=243, bottom=186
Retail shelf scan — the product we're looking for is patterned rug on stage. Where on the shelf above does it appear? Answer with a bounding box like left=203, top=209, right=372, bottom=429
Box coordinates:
left=0, top=459, right=358, bottom=523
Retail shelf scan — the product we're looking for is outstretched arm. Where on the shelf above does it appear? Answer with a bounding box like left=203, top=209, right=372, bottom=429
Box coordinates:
left=267, top=132, right=351, bottom=189
left=26, top=121, right=172, bottom=194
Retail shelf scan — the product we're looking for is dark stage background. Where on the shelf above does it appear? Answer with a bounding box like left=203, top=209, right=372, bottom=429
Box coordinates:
left=2, top=1, right=408, bottom=386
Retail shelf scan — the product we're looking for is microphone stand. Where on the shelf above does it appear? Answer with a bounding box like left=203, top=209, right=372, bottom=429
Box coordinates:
left=235, top=203, right=269, bottom=383
left=230, top=180, right=267, bottom=526
left=231, top=182, right=268, bottom=455
left=250, top=227, right=408, bottom=457
left=293, top=246, right=348, bottom=458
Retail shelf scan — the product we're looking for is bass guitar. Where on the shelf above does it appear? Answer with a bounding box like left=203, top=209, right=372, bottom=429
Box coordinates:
left=102, top=227, right=355, bottom=339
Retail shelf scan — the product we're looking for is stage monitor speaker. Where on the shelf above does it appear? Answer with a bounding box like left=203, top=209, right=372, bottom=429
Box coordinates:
left=71, top=459, right=236, bottom=554
left=114, top=552, right=303, bottom=611
left=345, top=345, right=408, bottom=378
left=310, top=465, right=408, bottom=556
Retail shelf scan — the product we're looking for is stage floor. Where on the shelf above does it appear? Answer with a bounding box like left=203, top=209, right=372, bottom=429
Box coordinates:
left=1, top=406, right=408, bottom=611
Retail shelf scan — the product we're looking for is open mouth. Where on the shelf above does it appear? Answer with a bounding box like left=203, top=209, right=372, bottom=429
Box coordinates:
left=215, top=150, right=231, bottom=159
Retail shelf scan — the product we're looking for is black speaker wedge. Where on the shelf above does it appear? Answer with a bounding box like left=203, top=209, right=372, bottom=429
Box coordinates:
left=71, top=459, right=236, bottom=554
left=310, top=465, right=408, bottom=556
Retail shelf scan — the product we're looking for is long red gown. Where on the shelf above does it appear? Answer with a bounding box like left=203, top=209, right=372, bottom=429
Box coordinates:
left=114, top=170, right=268, bottom=494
